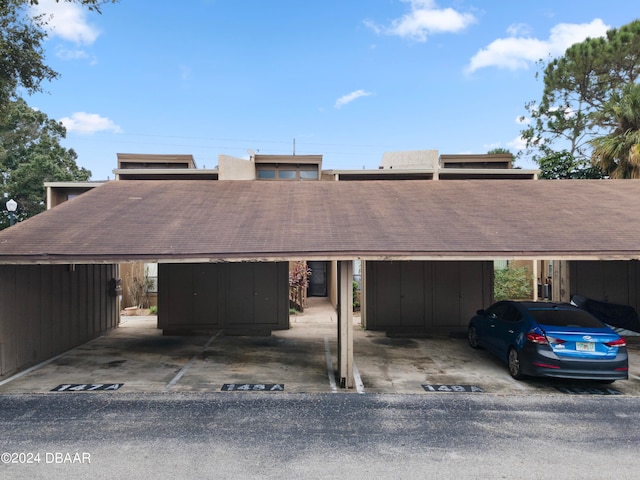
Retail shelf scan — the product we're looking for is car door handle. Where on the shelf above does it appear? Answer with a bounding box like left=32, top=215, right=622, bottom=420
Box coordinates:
left=508, top=330, right=514, bottom=334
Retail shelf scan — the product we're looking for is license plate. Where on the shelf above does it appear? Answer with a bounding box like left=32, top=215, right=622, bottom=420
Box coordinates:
left=576, top=342, right=595, bottom=352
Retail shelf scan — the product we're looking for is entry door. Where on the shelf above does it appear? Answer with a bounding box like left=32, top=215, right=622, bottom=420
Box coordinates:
left=307, top=261, right=328, bottom=297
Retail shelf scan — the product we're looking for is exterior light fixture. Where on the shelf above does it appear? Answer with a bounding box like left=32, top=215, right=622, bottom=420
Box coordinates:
left=6, top=198, right=17, bottom=226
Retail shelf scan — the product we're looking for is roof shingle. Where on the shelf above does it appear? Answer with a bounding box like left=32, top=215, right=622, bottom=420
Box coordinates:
left=1, top=179, right=639, bottom=263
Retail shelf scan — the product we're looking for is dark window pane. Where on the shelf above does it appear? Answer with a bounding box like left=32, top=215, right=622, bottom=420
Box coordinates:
left=279, top=170, right=297, bottom=179
left=257, top=169, right=276, bottom=179
left=529, top=309, right=604, bottom=328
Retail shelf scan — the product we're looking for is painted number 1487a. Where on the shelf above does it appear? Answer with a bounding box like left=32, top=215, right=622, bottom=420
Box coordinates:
left=51, top=384, right=123, bottom=392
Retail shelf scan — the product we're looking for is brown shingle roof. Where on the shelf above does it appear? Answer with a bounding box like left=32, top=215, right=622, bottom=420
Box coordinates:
left=1, top=179, right=639, bottom=263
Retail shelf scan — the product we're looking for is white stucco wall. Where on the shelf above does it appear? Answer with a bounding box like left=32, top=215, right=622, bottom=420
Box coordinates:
left=218, top=155, right=256, bottom=180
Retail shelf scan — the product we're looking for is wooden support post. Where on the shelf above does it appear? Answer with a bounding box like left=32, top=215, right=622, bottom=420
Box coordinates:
left=552, top=260, right=570, bottom=303
left=337, top=260, right=354, bottom=389
left=532, top=260, right=539, bottom=301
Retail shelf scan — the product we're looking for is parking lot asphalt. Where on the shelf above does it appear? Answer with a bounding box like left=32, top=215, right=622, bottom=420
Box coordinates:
left=2, top=297, right=640, bottom=396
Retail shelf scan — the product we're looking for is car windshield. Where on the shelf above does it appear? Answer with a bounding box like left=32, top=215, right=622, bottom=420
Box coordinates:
left=528, top=308, right=604, bottom=328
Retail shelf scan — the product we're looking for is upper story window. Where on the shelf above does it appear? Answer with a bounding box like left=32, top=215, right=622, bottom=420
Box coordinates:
left=279, top=170, right=297, bottom=179
left=257, top=169, right=276, bottom=179
left=256, top=165, right=319, bottom=181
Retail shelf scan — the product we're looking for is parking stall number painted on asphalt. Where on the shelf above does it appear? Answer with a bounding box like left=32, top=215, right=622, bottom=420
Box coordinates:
left=221, top=384, right=284, bottom=392
left=422, top=384, right=484, bottom=393
left=51, top=384, right=123, bottom=392
left=555, top=386, right=623, bottom=395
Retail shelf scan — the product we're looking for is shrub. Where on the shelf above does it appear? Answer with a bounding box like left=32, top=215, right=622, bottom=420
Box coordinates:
left=494, top=266, right=533, bottom=301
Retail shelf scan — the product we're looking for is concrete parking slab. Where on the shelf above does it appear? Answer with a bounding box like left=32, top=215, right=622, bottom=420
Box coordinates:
left=1, top=297, right=639, bottom=396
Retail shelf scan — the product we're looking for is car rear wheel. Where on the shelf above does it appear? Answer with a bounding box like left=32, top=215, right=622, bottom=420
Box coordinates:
left=508, top=347, right=525, bottom=380
left=468, top=325, right=480, bottom=349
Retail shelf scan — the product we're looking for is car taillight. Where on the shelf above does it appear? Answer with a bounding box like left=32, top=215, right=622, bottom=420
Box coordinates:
left=546, top=336, right=566, bottom=345
left=604, top=338, right=626, bottom=347
left=526, top=331, right=548, bottom=344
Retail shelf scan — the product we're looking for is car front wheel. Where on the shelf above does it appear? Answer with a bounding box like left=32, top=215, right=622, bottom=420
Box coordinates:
left=508, top=347, right=525, bottom=380
left=468, top=325, right=480, bottom=349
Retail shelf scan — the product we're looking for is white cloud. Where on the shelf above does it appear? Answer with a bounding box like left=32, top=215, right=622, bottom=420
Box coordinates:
left=508, top=135, right=528, bottom=152
left=55, top=46, right=89, bottom=61
left=334, top=89, right=373, bottom=109
left=60, top=112, right=122, bottom=134
left=466, top=19, right=609, bottom=73
left=483, top=142, right=503, bottom=151
left=179, top=65, right=192, bottom=81
left=506, top=23, right=532, bottom=37
left=30, top=0, right=101, bottom=45
left=365, top=0, right=476, bottom=42
left=54, top=45, right=97, bottom=65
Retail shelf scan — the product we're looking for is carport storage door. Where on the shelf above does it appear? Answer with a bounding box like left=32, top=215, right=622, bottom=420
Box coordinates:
left=159, top=262, right=289, bottom=335
left=227, top=262, right=289, bottom=332
left=158, top=264, right=222, bottom=332
left=433, top=261, right=489, bottom=331
left=368, top=261, right=425, bottom=330
left=366, top=261, right=492, bottom=334
left=570, top=260, right=640, bottom=308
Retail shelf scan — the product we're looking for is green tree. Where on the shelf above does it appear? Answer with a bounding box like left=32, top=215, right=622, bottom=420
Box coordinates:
left=1, top=98, right=91, bottom=229
left=1, top=1, right=116, bottom=105
left=0, top=0, right=56, bottom=106
left=537, top=150, right=603, bottom=179
left=1, top=0, right=114, bottom=228
left=487, top=148, right=516, bottom=167
left=590, top=83, right=640, bottom=178
left=520, top=20, right=640, bottom=167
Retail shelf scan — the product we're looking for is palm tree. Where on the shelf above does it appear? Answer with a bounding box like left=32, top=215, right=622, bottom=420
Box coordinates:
left=590, top=84, right=640, bottom=178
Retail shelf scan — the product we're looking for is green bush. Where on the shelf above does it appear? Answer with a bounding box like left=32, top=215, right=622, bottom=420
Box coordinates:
left=494, top=267, right=533, bottom=301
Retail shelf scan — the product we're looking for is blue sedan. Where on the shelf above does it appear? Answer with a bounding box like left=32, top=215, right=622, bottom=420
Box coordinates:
left=467, top=301, right=628, bottom=382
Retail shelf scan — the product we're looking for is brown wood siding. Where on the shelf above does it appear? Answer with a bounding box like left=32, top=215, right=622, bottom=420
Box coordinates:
left=366, top=261, right=492, bottom=335
left=0, top=264, right=119, bottom=378
left=159, top=262, right=289, bottom=335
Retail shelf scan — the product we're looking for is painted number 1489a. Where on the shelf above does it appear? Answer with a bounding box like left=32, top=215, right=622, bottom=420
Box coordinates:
left=422, top=384, right=484, bottom=393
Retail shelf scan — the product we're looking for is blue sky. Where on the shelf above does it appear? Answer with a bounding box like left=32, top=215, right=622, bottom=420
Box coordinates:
left=27, top=0, right=639, bottom=180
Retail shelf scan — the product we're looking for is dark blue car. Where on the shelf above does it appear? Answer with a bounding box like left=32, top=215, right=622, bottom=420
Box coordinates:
left=468, top=301, right=628, bottom=382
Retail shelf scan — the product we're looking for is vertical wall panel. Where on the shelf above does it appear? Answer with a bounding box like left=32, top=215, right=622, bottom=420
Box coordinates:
left=158, top=263, right=194, bottom=329
left=40, top=266, right=53, bottom=358
left=432, top=261, right=460, bottom=328
left=459, top=262, right=490, bottom=329
left=193, top=265, right=220, bottom=327
left=371, top=262, right=401, bottom=328
left=15, top=268, right=29, bottom=371
left=0, top=266, right=17, bottom=374
left=400, top=262, right=425, bottom=327
left=254, top=263, right=280, bottom=326
left=0, top=264, right=118, bottom=379
left=227, top=263, right=255, bottom=325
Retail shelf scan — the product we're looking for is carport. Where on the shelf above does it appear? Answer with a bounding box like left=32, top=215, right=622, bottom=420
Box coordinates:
left=2, top=179, right=640, bottom=388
